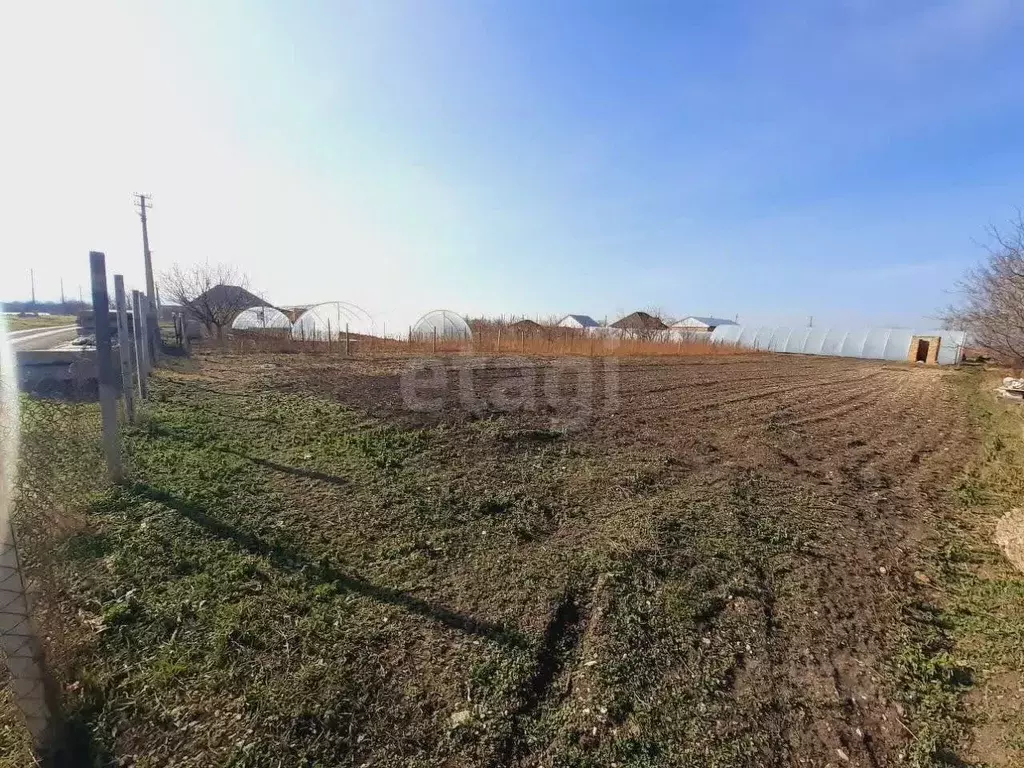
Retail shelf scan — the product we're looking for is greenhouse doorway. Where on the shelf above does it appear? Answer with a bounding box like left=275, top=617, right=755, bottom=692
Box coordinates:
left=915, top=339, right=929, bottom=363
left=909, top=336, right=940, bottom=364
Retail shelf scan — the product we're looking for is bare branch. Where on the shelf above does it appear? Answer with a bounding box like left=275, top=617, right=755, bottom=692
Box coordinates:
left=159, top=263, right=257, bottom=337
left=943, top=217, right=1024, bottom=367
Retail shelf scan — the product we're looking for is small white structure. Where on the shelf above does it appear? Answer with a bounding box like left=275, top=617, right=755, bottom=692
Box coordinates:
left=412, top=309, right=472, bottom=339
left=231, top=306, right=292, bottom=332
left=558, top=314, right=600, bottom=330
left=292, top=302, right=376, bottom=341
left=671, top=316, right=737, bottom=333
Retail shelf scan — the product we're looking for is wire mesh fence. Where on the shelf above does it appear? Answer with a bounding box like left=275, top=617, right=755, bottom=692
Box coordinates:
left=1, top=375, right=110, bottom=760
left=1, top=260, right=150, bottom=760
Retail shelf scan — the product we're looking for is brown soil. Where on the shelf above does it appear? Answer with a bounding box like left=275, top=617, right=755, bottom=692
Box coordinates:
left=58, top=351, right=977, bottom=766
left=232, top=352, right=970, bottom=764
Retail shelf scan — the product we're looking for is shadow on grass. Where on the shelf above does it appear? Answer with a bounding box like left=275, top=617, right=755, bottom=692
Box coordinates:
left=130, top=483, right=529, bottom=650
left=159, top=342, right=188, bottom=358
left=51, top=709, right=115, bottom=768
left=218, top=448, right=350, bottom=487
left=163, top=377, right=298, bottom=398
left=205, top=409, right=282, bottom=425
left=144, top=424, right=349, bottom=487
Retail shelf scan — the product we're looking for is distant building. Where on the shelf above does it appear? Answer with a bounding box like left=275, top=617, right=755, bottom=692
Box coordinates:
left=670, top=316, right=738, bottom=333
left=176, top=284, right=268, bottom=336
left=610, top=311, right=668, bottom=332
left=558, top=314, right=600, bottom=329
left=710, top=325, right=966, bottom=365
left=192, top=284, right=265, bottom=314
left=509, top=319, right=545, bottom=334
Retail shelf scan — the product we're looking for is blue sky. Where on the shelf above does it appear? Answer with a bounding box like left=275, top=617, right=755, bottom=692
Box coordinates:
left=3, top=0, right=1024, bottom=329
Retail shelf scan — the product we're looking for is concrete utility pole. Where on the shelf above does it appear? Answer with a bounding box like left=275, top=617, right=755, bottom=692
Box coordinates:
left=134, top=194, right=155, bottom=311
left=60, top=278, right=65, bottom=312
left=134, top=193, right=159, bottom=357
left=113, top=275, right=136, bottom=424
left=131, top=290, right=149, bottom=400
left=89, top=252, right=122, bottom=482
left=29, top=270, right=35, bottom=310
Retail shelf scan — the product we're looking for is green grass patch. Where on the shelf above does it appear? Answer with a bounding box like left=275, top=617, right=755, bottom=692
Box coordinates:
left=890, top=369, right=1024, bottom=767
left=6, top=314, right=77, bottom=332
left=10, top=358, right=994, bottom=766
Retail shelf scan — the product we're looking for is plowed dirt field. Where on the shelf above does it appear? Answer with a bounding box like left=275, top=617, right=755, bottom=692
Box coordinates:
left=50, top=352, right=975, bottom=767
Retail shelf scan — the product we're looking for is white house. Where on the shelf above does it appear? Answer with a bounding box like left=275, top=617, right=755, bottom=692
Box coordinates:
left=670, top=316, right=737, bottom=333
left=558, top=314, right=600, bottom=330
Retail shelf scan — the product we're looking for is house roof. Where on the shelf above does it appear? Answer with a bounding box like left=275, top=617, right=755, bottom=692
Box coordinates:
left=610, top=311, right=668, bottom=330
left=510, top=318, right=544, bottom=329
left=560, top=314, right=600, bottom=328
left=672, top=316, right=737, bottom=328
left=195, top=284, right=266, bottom=310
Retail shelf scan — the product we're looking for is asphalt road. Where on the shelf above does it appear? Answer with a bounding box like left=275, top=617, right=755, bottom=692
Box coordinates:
left=7, top=326, right=79, bottom=351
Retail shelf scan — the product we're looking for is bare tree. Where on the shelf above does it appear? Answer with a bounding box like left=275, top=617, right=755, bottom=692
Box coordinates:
left=943, top=214, right=1024, bottom=368
left=643, top=305, right=668, bottom=323
left=160, top=263, right=257, bottom=338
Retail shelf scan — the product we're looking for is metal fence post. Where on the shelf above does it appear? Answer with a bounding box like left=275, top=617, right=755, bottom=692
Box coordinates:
left=90, top=252, right=122, bottom=482
left=113, top=276, right=136, bottom=424
left=131, top=291, right=149, bottom=401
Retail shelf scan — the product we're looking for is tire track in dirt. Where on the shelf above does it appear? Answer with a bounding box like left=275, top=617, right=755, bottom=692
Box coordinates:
left=725, top=374, right=889, bottom=432
left=619, top=370, right=885, bottom=421
left=604, top=361, right=968, bottom=767
left=611, top=363, right=850, bottom=403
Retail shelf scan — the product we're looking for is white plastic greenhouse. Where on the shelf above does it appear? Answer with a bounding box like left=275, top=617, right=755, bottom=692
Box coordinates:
left=412, top=309, right=472, bottom=339
left=231, top=306, right=293, bottom=332
left=710, top=325, right=966, bottom=365
left=292, top=302, right=376, bottom=341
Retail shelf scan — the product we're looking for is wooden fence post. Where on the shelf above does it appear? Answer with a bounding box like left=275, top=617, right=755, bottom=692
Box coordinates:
left=496, top=327, right=501, bottom=354
left=113, top=276, right=136, bottom=424
left=131, top=290, right=149, bottom=400
left=90, top=252, right=122, bottom=482
left=432, top=327, right=437, bottom=354
left=327, top=319, right=332, bottom=353
left=345, top=323, right=350, bottom=356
